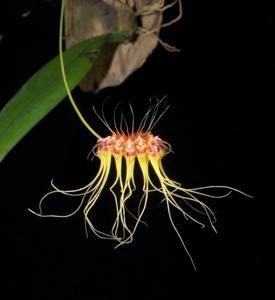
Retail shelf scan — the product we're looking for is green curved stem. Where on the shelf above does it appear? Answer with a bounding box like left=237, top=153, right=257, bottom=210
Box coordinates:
left=59, top=0, right=101, bottom=139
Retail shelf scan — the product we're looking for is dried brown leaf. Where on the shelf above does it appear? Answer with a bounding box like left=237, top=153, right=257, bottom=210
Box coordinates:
left=65, top=0, right=162, bottom=92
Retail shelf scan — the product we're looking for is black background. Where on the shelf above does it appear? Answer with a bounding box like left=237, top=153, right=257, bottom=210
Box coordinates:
left=0, top=0, right=273, bottom=299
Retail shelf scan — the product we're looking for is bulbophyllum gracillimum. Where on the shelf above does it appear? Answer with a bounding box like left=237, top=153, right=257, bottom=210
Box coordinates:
left=29, top=100, right=251, bottom=270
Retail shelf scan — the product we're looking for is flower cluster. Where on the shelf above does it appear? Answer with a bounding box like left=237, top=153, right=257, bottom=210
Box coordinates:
left=30, top=102, right=251, bottom=270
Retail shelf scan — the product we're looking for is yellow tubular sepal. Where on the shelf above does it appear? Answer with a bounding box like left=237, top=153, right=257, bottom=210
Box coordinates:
left=59, top=0, right=101, bottom=139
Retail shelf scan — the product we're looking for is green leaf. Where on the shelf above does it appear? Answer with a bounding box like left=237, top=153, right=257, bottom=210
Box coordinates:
left=0, top=31, right=127, bottom=162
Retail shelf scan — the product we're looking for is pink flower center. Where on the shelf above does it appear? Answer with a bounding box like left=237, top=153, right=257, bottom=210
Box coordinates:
left=96, top=132, right=168, bottom=157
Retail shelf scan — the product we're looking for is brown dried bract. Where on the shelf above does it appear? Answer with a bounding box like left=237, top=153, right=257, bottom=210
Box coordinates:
left=65, top=0, right=182, bottom=92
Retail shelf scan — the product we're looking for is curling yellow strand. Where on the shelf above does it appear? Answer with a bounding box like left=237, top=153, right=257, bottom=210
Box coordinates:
left=59, top=0, right=101, bottom=139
